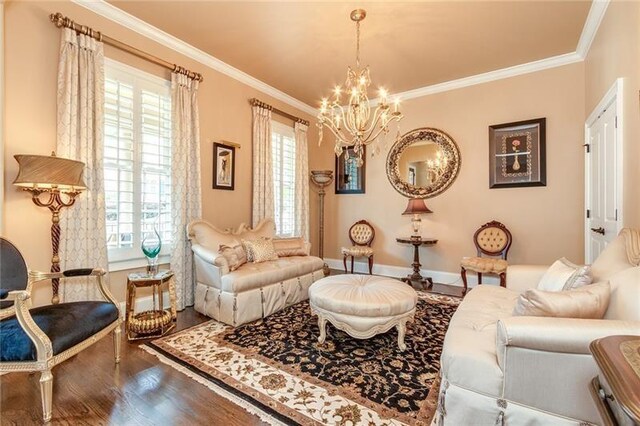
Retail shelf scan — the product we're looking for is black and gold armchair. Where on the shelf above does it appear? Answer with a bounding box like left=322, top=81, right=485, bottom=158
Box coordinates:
left=0, top=238, right=122, bottom=422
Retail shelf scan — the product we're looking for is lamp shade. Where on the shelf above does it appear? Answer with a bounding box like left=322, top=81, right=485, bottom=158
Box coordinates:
left=402, top=198, right=433, bottom=215
left=13, top=154, right=86, bottom=192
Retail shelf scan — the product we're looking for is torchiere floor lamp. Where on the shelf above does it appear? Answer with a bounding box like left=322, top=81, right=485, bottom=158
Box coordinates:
left=310, top=170, right=334, bottom=276
left=13, top=152, right=86, bottom=304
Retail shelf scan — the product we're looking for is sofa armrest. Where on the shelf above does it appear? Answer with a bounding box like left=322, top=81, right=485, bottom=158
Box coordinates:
left=191, top=244, right=229, bottom=272
left=506, top=264, right=548, bottom=293
left=497, top=316, right=640, bottom=365
left=304, top=241, right=312, bottom=256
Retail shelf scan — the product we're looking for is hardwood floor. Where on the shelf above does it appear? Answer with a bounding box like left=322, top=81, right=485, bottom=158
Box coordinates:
left=1, top=309, right=267, bottom=426
left=1, top=277, right=462, bottom=425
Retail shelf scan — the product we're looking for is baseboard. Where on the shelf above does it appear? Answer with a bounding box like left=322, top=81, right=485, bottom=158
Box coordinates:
left=324, top=258, right=500, bottom=288
left=118, top=291, right=171, bottom=314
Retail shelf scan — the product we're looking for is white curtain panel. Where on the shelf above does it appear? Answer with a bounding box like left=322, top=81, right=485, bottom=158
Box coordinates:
left=171, top=73, right=202, bottom=310
left=56, top=28, right=107, bottom=302
left=251, top=105, right=274, bottom=226
left=294, top=122, right=310, bottom=241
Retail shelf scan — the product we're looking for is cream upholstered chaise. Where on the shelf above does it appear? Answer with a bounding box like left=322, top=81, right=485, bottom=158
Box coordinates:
left=187, top=218, right=324, bottom=326
left=437, top=229, right=640, bottom=425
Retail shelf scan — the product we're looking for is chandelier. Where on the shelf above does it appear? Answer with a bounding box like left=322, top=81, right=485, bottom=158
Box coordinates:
left=317, top=9, right=403, bottom=166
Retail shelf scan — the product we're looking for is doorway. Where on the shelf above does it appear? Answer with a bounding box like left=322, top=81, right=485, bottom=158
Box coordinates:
left=584, top=79, right=624, bottom=263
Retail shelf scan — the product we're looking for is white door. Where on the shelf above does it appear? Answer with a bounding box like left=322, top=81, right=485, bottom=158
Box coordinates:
left=585, top=101, right=618, bottom=263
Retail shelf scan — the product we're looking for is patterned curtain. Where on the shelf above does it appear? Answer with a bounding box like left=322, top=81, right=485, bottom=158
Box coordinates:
left=171, top=73, right=202, bottom=310
left=56, top=28, right=107, bottom=302
left=251, top=105, right=274, bottom=226
left=294, top=122, right=310, bottom=241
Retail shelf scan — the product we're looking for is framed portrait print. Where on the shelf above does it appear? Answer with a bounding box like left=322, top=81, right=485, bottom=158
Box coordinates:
left=335, top=146, right=366, bottom=194
left=489, top=118, right=546, bottom=188
left=213, top=142, right=235, bottom=190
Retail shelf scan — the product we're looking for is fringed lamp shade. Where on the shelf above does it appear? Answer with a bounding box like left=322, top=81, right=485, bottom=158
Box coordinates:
left=13, top=154, right=86, bottom=192
left=402, top=198, right=433, bottom=215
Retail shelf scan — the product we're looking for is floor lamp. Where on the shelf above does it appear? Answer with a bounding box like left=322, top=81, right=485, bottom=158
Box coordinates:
left=310, top=170, right=333, bottom=276
left=13, top=153, right=86, bottom=304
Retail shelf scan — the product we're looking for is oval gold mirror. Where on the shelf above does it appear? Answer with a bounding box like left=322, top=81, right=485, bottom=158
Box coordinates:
left=386, top=128, right=461, bottom=198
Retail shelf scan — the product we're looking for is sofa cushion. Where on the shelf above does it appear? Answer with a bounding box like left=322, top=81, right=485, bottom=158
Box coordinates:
left=513, top=282, right=610, bottom=319
left=441, top=285, right=520, bottom=396
left=537, top=258, right=591, bottom=291
left=219, top=256, right=324, bottom=293
left=590, top=232, right=634, bottom=282
left=604, top=266, right=640, bottom=321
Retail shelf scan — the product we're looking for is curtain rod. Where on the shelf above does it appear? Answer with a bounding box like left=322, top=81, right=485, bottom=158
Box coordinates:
left=50, top=12, right=204, bottom=82
left=250, top=98, right=310, bottom=127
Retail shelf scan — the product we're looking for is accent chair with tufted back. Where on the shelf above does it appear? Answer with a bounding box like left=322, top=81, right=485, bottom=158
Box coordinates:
left=460, top=220, right=513, bottom=294
left=341, top=220, right=376, bottom=274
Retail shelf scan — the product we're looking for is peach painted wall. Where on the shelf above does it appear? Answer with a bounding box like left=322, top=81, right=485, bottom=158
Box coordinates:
left=584, top=0, right=640, bottom=229
left=3, top=1, right=321, bottom=306
left=324, top=63, right=586, bottom=276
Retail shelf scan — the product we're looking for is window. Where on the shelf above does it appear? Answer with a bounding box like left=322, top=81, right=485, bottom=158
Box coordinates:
left=104, top=60, right=172, bottom=265
left=271, top=121, right=296, bottom=237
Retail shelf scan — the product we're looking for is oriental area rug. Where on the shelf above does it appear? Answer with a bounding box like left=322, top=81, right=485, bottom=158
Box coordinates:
left=143, top=292, right=460, bottom=426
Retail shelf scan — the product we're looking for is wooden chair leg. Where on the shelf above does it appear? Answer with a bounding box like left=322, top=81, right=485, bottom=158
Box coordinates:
left=39, top=369, right=53, bottom=422
left=499, top=272, right=506, bottom=288
left=343, top=255, right=347, bottom=273
left=114, top=325, right=122, bottom=363
left=461, top=266, right=468, bottom=295
left=350, top=256, right=355, bottom=274
left=478, top=272, right=483, bottom=285
left=368, top=256, right=373, bottom=275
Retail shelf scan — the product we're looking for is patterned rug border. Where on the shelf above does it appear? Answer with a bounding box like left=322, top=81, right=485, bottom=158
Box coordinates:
left=144, top=292, right=460, bottom=425
left=141, top=343, right=291, bottom=426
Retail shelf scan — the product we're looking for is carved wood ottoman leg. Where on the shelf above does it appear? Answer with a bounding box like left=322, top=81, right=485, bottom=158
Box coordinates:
left=397, top=321, right=408, bottom=351
left=317, top=315, right=327, bottom=344
left=39, top=369, right=53, bottom=422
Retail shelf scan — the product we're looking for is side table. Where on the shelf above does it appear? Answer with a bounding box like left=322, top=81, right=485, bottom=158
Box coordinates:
left=396, top=237, right=438, bottom=290
left=126, top=270, right=177, bottom=341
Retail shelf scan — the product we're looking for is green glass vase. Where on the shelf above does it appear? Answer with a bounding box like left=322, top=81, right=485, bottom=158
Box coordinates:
left=141, top=227, right=162, bottom=275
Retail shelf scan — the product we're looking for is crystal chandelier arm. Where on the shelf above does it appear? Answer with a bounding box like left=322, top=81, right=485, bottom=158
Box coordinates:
left=320, top=117, right=352, bottom=146
left=360, top=106, right=386, bottom=142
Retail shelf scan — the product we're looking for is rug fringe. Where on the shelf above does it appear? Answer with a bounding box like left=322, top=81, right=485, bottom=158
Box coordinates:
left=140, top=345, right=287, bottom=426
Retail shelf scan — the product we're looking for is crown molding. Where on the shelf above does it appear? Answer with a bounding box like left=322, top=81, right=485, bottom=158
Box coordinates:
left=73, top=0, right=608, bottom=112
left=372, top=51, right=583, bottom=105
left=70, top=0, right=318, bottom=116
left=576, top=0, right=610, bottom=58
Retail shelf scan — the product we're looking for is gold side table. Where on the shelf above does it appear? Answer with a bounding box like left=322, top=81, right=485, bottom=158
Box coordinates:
left=126, top=270, right=177, bottom=341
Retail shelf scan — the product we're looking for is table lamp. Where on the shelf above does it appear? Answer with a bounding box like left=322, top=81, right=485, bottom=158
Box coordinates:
left=402, top=198, right=432, bottom=240
left=14, top=152, right=86, bottom=304
left=310, top=170, right=334, bottom=276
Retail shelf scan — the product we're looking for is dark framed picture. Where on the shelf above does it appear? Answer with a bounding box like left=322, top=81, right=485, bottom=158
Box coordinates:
left=489, top=118, right=546, bottom=188
left=213, top=142, right=235, bottom=190
left=335, top=146, right=366, bottom=194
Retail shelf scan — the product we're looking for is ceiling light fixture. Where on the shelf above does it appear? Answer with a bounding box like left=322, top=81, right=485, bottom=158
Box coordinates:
left=317, top=9, right=403, bottom=166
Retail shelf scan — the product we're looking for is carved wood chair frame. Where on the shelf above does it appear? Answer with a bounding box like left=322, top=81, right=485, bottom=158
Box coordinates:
left=343, top=220, right=376, bottom=274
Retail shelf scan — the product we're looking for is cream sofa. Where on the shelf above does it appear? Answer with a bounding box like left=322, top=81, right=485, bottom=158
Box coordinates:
left=187, top=218, right=324, bottom=326
left=437, top=229, right=640, bottom=425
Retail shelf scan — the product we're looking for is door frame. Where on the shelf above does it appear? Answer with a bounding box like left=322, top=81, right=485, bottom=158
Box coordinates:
left=584, top=78, right=624, bottom=262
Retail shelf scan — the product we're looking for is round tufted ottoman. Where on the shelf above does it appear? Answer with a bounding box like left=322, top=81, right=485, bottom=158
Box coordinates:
left=309, top=274, right=418, bottom=351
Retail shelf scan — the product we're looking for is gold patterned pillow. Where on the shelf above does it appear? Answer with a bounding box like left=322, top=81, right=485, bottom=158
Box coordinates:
left=272, top=237, right=309, bottom=257
left=218, top=244, right=247, bottom=271
left=242, top=238, right=279, bottom=263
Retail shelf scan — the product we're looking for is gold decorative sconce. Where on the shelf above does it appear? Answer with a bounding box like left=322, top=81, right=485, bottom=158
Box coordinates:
left=13, top=152, right=86, bottom=304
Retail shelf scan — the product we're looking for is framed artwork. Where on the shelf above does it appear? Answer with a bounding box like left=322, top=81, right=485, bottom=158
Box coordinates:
left=213, top=142, right=235, bottom=190
left=489, top=118, right=546, bottom=188
left=335, top=146, right=366, bottom=194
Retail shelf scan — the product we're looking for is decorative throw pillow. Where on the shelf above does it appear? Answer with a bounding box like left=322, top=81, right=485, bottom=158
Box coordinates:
left=513, top=281, right=611, bottom=319
left=218, top=244, right=247, bottom=271
left=537, top=258, right=592, bottom=291
left=242, top=238, right=279, bottom=263
left=272, top=237, right=309, bottom=257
